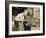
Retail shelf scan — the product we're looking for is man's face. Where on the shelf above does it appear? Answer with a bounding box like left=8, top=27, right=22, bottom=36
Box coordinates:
left=23, top=9, right=28, bottom=15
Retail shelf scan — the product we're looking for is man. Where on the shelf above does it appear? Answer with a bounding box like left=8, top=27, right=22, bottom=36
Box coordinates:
left=12, top=8, right=32, bottom=31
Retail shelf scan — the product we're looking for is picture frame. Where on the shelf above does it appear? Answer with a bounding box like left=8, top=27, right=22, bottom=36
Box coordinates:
left=5, top=1, right=45, bottom=37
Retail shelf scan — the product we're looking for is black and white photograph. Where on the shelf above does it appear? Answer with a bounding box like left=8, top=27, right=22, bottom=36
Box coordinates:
left=5, top=1, right=45, bottom=37
left=12, top=7, right=40, bottom=31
